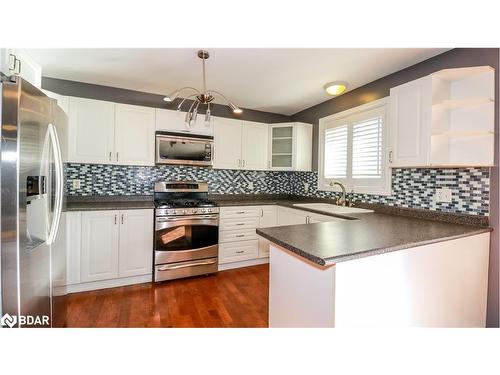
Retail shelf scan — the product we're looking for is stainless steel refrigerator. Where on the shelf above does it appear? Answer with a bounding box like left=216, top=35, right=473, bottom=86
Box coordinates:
left=0, top=76, right=67, bottom=328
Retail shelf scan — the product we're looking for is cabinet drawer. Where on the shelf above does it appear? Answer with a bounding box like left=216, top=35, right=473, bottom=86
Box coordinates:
left=220, top=206, right=261, bottom=218
left=220, top=217, right=259, bottom=230
left=220, top=228, right=258, bottom=243
left=219, top=240, right=259, bottom=264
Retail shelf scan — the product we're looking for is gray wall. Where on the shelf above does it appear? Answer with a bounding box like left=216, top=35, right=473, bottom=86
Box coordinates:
left=42, top=77, right=291, bottom=124
left=292, top=48, right=499, bottom=327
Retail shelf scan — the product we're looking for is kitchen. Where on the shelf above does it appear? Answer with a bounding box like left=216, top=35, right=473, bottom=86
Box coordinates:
left=1, top=47, right=498, bottom=331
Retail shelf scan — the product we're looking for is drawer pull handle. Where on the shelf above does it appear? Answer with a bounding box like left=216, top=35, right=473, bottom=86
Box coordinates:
left=236, top=211, right=245, bottom=214
left=236, top=234, right=245, bottom=237
left=236, top=223, right=245, bottom=226
left=235, top=250, right=245, bottom=254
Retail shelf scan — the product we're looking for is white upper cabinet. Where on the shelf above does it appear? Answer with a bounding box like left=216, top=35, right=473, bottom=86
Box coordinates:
left=115, top=104, right=155, bottom=166
left=213, top=117, right=243, bottom=169
left=68, top=98, right=155, bottom=165
left=43, top=89, right=69, bottom=116
left=241, top=121, right=269, bottom=170
left=68, top=97, right=116, bottom=164
left=268, top=122, right=312, bottom=171
left=155, top=108, right=213, bottom=136
left=118, top=209, right=153, bottom=278
left=389, top=76, right=432, bottom=167
left=0, top=49, right=42, bottom=88
left=389, top=66, right=494, bottom=167
left=213, top=117, right=270, bottom=170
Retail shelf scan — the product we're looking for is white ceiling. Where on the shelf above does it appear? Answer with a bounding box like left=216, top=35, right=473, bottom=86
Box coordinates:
left=25, top=48, right=449, bottom=115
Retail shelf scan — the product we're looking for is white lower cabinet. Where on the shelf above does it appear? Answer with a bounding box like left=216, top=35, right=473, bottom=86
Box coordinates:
left=69, top=209, right=153, bottom=291
left=277, top=206, right=346, bottom=225
left=258, top=206, right=278, bottom=258
left=118, top=209, right=154, bottom=277
left=81, top=211, right=120, bottom=282
left=219, top=205, right=278, bottom=265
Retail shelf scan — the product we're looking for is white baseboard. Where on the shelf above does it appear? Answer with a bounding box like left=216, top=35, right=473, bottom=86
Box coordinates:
left=218, top=257, right=269, bottom=271
left=67, top=274, right=152, bottom=294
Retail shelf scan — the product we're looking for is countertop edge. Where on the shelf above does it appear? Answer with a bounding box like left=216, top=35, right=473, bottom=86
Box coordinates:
left=256, top=227, right=492, bottom=267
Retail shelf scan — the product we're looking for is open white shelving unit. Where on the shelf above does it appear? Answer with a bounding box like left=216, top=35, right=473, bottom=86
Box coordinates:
left=430, top=66, right=494, bottom=167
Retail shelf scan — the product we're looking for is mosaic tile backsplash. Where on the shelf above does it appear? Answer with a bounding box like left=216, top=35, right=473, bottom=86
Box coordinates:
left=65, top=164, right=490, bottom=216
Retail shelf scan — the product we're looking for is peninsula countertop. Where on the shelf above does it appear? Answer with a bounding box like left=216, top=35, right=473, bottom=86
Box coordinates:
left=256, top=211, right=491, bottom=266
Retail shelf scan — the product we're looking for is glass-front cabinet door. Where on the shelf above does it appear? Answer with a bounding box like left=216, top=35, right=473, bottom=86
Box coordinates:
left=269, top=124, right=294, bottom=170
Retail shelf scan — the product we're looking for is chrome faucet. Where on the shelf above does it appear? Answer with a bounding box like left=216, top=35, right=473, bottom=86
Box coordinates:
left=330, top=181, right=346, bottom=206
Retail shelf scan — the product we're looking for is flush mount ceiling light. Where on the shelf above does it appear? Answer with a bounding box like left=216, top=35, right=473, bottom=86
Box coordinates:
left=324, top=81, right=348, bottom=96
left=163, top=50, right=242, bottom=127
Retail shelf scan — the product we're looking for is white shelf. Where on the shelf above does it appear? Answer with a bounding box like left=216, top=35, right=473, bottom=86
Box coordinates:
left=432, top=66, right=494, bottom=81
left=432, top=97, right=493, bottom=109
left=431, top=130, right=494, bottom=137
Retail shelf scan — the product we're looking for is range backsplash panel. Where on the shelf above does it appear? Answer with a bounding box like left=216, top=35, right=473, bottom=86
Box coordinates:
left=65, top=164, right=490, bottom=216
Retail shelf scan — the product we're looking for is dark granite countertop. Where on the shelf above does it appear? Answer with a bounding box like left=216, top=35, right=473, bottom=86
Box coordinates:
left=66, top=194, right=491, bottom=266
left=256, top=213, right=491, bottom=266
left=66, top=195, right=154, bottom=211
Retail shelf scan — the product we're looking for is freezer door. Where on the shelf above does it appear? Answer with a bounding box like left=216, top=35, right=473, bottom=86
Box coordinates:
left=1, top=78, right=53, bottom=326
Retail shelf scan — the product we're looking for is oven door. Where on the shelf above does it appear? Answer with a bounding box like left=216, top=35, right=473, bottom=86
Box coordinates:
left=155, top=134, right=213, bottom=166
left=155, top=214, right=219, bottom=264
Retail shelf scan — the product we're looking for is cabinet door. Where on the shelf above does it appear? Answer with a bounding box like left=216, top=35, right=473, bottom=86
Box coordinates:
left=115, top=104, right=155, bottom=166
left=68, top=97, right=115, bottom=164
left=66, top=211, right=82, bottom=285
left=277, top=207, right=307, bottom=225
left=258, top=206, right=278, bottom=257
left=241, top=121, right=269, bottom=170
left=81, top=211, right=120, bottom=282
left=269, top=123, right=294, bottom=170
left=156, top=108, right=213, bottom=136
left=118, top=209, right=154, bottom=278
left=389, top=76, right=432, bottom=167
left=213, top=117, right=242, bottom=169
left=308, top=212, right=346, bottom=223
left=2, top=49, right=42, bottom=88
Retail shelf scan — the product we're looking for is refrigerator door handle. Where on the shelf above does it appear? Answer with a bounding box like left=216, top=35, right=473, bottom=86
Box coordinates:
left=46, top=124, right=63, bottom=244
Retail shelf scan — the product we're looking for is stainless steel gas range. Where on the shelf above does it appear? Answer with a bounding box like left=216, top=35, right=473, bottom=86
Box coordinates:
left=153, top=181, right=219, bottom=282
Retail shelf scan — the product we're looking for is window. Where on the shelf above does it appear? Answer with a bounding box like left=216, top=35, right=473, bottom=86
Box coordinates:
left=319, top=98, right=391, bottom=195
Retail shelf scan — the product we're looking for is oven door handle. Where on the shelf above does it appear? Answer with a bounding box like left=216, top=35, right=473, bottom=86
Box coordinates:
left=157, top=214, right=218, bottom=222
left=157, top=259, right=217, bottom=271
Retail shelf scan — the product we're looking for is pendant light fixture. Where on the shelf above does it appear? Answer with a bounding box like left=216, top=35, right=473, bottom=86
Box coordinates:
left=163, top=50, right=243, bottom=127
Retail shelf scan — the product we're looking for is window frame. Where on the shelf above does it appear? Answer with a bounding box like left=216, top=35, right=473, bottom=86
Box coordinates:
left=318, top=97, right=391, bottom=195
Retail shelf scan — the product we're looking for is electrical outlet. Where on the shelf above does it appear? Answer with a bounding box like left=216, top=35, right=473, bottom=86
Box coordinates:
left=303, top=182, right=309, bottom=192
left=435, top=188, right=452, bottom=203
left=72, top=179, right=81, bottom=189
left=248, top=181, right=254, bottom=190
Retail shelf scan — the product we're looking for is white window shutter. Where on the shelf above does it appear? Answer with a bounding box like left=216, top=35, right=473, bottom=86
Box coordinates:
left=324, top=124, right=348, bottom=178
left=352, top=116, right=383, bottom=179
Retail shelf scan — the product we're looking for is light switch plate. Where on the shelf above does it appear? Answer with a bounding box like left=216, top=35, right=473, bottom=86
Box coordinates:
left=248, top=181, right=254, bottom=190
left=435, top=188, right=452, bottom=203
left=304, top=182, right=309, bottom=192
left=72, top=179, right=81, bottom=189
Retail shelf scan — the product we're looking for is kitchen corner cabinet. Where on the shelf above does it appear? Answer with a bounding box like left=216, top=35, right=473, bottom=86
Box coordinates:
left=213, top=117, right=269, bottom=170
left=268, top=122, right=312, bottom=171
left=156, top=108, right=214, bottom=136
left=277, top=206, right=346, bottom=225
left=389, top=66, right=494, bottom=167
left=0, top=48, right=42, bottom=88
left=68, top=98, right=155, bottom=166
left=80, top=209, right=153, bottom=283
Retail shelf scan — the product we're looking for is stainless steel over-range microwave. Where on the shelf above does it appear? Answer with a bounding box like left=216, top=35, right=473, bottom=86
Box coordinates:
left=155, top=131, right=214, bottom=167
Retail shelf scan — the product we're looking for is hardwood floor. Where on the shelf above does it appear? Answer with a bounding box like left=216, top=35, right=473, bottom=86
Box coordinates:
left=67, top=264, right=269, bottom=328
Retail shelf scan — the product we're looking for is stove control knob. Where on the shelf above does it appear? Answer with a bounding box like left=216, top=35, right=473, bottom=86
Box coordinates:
left=192, top=209, right=198, bottom=214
